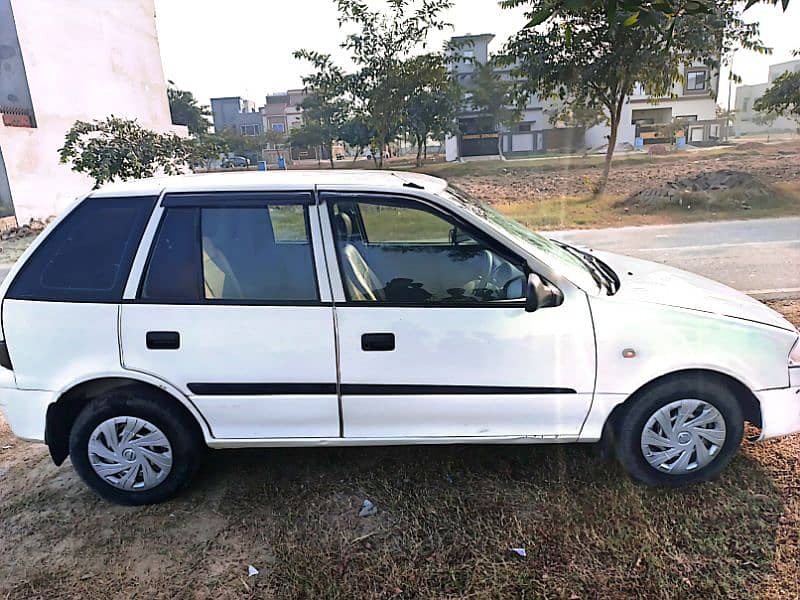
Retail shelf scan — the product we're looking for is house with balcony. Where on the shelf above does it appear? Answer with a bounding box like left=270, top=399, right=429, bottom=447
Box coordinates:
left=629, top=63, right=723, bottom=145
left=734, top=59, right=800, bottom=135
left=444, top=33, right=723, bottom=161
left=0, top=0, right=185, bottom=224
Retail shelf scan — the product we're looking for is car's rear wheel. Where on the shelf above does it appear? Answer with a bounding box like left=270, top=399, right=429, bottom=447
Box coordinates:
left=614, top=377, right=744, bottom=487
left=69, top=388, right=203, bottom=505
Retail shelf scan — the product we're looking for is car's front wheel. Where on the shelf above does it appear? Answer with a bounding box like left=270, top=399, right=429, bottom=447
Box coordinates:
left=614, top=376, right=744, bottom=487
left=69, top=388, right=203, bottom=505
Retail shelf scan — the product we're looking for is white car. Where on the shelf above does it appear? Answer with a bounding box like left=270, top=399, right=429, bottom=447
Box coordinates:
left=0, top=171, right=797, bottom=505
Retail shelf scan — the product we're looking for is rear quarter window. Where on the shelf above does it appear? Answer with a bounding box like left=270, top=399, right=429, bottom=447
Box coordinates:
left=6, top=196, right=156, bottom=302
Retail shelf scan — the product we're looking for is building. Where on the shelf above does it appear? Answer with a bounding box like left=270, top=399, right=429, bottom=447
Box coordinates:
left=263, top=89, right=308, bottom=134
left=210, top=89, right=309, bottom=137
left=628, top=61, right=722, bottom=145
left=210, top=97, right=264, bottom=136
left=734, top=59, right=800, bottom=135
left=445, top=33, right=722, bottom=161
left=0, top=0, right=185, bottom=224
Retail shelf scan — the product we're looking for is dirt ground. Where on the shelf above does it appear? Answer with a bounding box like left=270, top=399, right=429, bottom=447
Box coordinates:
left=0, top=303, right=797, bottom=599
left=446, top=143, right=800, bottom=205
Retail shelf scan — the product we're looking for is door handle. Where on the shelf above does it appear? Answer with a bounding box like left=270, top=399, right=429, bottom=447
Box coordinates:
left=361, top=333, right=395, bottom=352
left=146, top=331, right=180, bottom=350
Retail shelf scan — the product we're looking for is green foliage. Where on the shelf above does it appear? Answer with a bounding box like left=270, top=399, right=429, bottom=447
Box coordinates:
left=339, top=116, right=376, bottom=159
left=167, top=82, right=211, bottom=137
left=404, top=53, right=461, bottom=165
left=501, top=0, right=770, bottom=192
left=59, top=116, right=192, bottom=188
left=754, top=70, right=800, bottom=123
left=295, top=0, right=453, bottom=168
left=186, top=134, right=229, bottom=171
left=293, top=51, right=351, bottom=168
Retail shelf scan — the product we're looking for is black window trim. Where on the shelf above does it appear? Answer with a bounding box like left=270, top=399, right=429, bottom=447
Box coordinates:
left=161, top=190, right=314, bottom=208
left=321, top=191, right=532, bottom=309
left=135, top=196, right=325, bottom=306
left=6, top=195, right=158, bottom=304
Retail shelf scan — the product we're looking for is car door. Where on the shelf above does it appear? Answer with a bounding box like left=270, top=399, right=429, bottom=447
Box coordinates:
left=320, top=191, right=596, bottom=440
left=120, top=191, right=340, bottom=440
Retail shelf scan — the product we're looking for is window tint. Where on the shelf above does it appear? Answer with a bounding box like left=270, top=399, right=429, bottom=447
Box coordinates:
left=140, top=208, right=201, bottom=301
left=140, top=203, right=318, bottom=303
left=7, top=196, right=155, bottom=302
left=329, top=197, right=526, bottom=304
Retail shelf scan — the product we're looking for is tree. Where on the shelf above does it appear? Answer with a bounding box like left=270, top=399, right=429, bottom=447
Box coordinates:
left=754, top=70, right=800, bottom=125
left=468, top=61, right=521, bottom=159
left=293, top=51, right=350, bottom=169
left=186, top=133, right=229, bottom=171
left=501, top=0, right=769, bottom=193
left=59, top=116, right=192, bottom=188
left=404, top=53, right=461, bottom=166
left=167, top=82, right=211, bottom=137
left=339, top=115, right=375, bottom=162
left=296, top=0, right=453, bottom=169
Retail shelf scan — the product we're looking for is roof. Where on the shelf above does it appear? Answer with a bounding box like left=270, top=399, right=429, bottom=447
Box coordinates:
left=89, top=170, right=448, bottom=198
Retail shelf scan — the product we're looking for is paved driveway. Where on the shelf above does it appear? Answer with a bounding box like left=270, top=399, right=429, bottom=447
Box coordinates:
left=551, top=217, right=800, bottom=298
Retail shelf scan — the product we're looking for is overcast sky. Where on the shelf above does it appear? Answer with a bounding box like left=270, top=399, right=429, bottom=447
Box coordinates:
left=154, top=0, right=799, bottom=110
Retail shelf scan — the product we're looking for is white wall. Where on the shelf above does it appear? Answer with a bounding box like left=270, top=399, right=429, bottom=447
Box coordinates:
left=0, top=0, right=184, bottom=224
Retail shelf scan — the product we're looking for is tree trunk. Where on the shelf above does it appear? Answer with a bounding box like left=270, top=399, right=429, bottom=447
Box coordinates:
left=352, top=147, right=361, bottom=164
left=423, top=139, right=428, bottom=160
left=594, top=94, right=625, bottom=196
left=328, top=140, right=335, bottom=170
left=415, top=133, right=424, bottom=167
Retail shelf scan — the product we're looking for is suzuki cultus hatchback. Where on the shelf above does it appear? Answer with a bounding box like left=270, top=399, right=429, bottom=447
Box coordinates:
left=0, top=171, right=798, bottom=505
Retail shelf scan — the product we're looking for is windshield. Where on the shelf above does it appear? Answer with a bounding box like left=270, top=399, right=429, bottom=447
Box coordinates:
left=441, top=186, right=602, bottom=293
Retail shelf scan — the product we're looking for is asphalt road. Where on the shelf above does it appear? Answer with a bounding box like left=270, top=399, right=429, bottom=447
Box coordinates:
left=0, top=217, right=796, bottom=298
left=551, top=217, right=800, bottom=299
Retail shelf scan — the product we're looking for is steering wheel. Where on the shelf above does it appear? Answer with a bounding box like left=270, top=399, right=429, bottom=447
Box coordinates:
left=475, top=249, right=494, bottom=291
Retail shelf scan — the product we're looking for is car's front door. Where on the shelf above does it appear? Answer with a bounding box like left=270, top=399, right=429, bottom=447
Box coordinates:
left=120, top=192, right=339, bottom=440
left=320, top=192, right=596, bottom=440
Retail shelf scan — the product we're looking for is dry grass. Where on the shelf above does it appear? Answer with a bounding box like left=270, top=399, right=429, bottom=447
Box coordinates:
left=0, top=303, right=798, bottom=599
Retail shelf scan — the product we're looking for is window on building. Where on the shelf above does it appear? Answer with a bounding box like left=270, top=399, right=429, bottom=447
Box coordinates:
left=239, top=124, right=262, bottom=136
left=686, top=70, right=707, bottom=92
left=675, top=115, right=698, bottom=122
left=742, top=98, right=750, bottom=113
left=272, top=122, right=286, bottom=133
left=517, top=123, right=532, bottom=133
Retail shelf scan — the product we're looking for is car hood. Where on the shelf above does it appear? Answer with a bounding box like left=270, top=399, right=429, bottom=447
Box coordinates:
left=589, top=249, right=797, bottom=332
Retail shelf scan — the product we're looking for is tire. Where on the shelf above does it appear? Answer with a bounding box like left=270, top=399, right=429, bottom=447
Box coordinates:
left=69, top=387, right=203, bottom=505
left=614, top=376, right=744, bottom=487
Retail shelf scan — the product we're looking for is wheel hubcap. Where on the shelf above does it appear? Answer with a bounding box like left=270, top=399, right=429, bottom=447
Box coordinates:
left=88, top=416, right=173, bottom=491
left=640, top=399, right=727, bottom=475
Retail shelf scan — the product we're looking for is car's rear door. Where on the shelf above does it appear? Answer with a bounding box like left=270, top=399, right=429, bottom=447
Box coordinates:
left=320, top=191, right=596, bottom=440
left=120, top=191, right=340, bottom=440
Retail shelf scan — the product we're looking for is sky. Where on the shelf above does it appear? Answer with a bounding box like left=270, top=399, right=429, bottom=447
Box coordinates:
left=154, top=0, right=800, bottom=110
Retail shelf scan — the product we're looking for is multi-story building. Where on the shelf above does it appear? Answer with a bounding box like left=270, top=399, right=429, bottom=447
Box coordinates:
left=210, top=97, right=264, bottom=136
left=445, top=33, right=722, bottom=161
left=211, top=89, right=309, bottom=137
left=734, top=59, right=800, bottom=135
left=0, top=0, right=185, bottom=224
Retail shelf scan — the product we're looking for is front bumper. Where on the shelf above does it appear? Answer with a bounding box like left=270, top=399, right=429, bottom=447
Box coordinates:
left=0, top=387, right=54, bottom=442
left=757, top=384, right=800, bottom=441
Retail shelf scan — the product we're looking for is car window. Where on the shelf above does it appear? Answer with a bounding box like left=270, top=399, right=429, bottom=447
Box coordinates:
left=7, top=196, right=156, bottom=302
left=328, top=196, right=526, bottom=304
left=140, top=203, right=318, bottom=303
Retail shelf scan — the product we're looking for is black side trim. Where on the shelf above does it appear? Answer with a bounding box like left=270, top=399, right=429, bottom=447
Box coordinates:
left=162, top=191, right=314, bottom=208
left=188, top=383, right=338, bottom=395
left=187, top=383, right=576, bottom=396
left=341, top=384, right=577, bottom=395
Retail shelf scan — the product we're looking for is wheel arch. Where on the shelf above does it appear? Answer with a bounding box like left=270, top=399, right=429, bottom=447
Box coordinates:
left=604, top=368, right=762, bottom=438
left=45, top=373, right=210, bottom=466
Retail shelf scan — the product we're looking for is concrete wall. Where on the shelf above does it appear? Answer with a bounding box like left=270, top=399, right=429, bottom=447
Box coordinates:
left=0, top=0, right=183, bottom=224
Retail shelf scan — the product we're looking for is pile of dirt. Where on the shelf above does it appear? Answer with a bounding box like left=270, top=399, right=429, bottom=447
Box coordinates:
left=0, top=217, right=52, bottom=241
left=617, top=169, right=776, bottom=211
left=737, top=141, right=767, bottom=151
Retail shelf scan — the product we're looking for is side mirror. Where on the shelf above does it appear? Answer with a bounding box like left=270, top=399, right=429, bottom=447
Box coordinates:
left=525, top=273, right=563, bottom=312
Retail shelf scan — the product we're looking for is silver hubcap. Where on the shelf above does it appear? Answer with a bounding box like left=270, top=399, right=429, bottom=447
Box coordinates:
left=640, top=399, right=727, bottom=475
left=88, top=416, right=173, bottom=491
